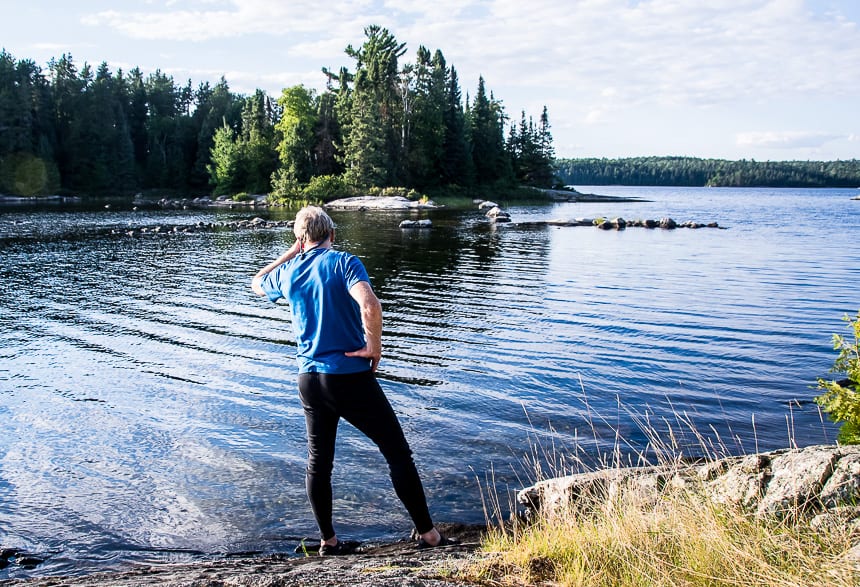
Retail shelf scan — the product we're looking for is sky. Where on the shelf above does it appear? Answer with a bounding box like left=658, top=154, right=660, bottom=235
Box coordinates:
left=2, top=0, right=859, bottom=161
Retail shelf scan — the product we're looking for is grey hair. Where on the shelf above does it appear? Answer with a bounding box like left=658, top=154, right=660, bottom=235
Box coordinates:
left=294, top=205, right=336, bottom=243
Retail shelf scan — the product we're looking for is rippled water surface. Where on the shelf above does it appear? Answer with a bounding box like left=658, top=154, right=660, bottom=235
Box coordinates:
left=1, top=187, right=859, bottom=577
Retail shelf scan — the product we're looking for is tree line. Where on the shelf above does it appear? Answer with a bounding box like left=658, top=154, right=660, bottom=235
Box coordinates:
left=0, top=26, right=556, bottom=200
left=555, top=156, right=860, bottom=188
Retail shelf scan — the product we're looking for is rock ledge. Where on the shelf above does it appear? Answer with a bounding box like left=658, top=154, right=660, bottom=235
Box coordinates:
left=518, top=444, right=860, bottom=528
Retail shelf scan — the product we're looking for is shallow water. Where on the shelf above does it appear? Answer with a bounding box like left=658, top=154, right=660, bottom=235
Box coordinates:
left=1, top=187, right=858, bottom=578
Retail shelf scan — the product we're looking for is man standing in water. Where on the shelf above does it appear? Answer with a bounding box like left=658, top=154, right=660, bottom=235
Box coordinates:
left=251, top=205, right=452, bottom=555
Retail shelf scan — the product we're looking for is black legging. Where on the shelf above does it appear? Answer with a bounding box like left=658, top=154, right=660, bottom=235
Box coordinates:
left=297, top=370, right=434, bottom=541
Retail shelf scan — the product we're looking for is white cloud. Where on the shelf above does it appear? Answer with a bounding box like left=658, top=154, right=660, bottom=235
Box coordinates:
left=584, top=108, right=608, bottom=125
left=31, top=42, right=79, bottom=52
left=79, top=1, right=860, bottom=107
left=736, top=131, right=845, bottom=149
left=66, top=0, right=860, bottom=158
left=601, top=87, right=618, bottom=98
left=81, top=1, right=372, bottom=42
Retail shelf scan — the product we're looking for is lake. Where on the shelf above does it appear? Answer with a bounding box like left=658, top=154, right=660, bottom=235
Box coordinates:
left=1, top=186, right=858, bottom=578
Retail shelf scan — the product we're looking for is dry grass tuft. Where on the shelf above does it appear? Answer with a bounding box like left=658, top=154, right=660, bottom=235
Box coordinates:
left=463, top=391, right=858, bottom=587
left=468, top=485, right=857, bottom=586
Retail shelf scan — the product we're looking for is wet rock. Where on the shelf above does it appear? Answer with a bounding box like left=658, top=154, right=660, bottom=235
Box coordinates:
left=134, top=194, right=269, bottom=210
left=537, top=188, right=651, bottom=203
left=485, top=206, right=511, bottom=223
left=108, top=218, right=294, bottom=239
left=512, top=216, right=721, bottom=230
left=595, top=217, right=627, bottom=230
left=0, top=549, right=46, bottom=571
left=16, top=555, right=46, bottom=570
left=399, top=219, right=433, bottom=228
left=542, top=218, right=594, bottom=227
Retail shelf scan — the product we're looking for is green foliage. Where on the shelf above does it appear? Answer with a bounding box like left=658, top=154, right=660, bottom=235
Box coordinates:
left=207, top=124, right=242, bottom=196
left=340, top=25, right=407, bottom=187
left=239, top=89, right=278, bottom=194
left=268, top=168, right=304, bottom=204
left=555, top=156, right=860, bottom=188
left=302, top=174, right=351, bottom=202
left=342, top=76, right=388, bottom=188
left=207, top=91, right=278, bottom=195
left=0, top=30, right=556, bottom=199
left=508, top=106, right=555, bottom=187
left=367, top=185, right=416, bottom=198
left=0, top=153, right=60, bottom=196
left=275, top=85, right=318, bottom=183
left=816, top=312, right=860, bottom=444
left=468, top=76, right=513, bottom=186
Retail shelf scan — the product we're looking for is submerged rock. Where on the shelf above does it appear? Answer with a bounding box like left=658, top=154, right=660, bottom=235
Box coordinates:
left=399, top=219, right=433, bottom=228
left=485, top=206, right=511, bottom=223
left=110, top=218, right=293, bottom=238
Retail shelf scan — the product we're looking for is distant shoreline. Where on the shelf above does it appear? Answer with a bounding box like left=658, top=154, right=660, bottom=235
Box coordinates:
left=0, top=194, right=82, bottom=204
left=536, top=187, right=650, bottom=202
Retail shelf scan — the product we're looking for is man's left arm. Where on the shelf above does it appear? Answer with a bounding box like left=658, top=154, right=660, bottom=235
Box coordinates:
left=345, top=281, right=383, bottom=372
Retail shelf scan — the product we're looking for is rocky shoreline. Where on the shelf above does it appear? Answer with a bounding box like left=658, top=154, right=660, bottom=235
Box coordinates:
left=126, top=187, right=644, bottom=211
left=517, top=444, right=860, bottom=566
left=3, top=445, right=859, bottom=585
left=0, top=194, right=82, bottom=204
left=128, top=194, right=441, bottom=211
left=109, top=217, right=293, bottom=237
left=475, top=199, right=722, bottom=229
left=0, top=525, right=486, bottom=587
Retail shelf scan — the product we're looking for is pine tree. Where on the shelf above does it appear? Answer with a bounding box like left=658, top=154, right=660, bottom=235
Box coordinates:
left=0, top=52, right=59, bottom=195
left=468, top=77, right=510, bottom=185
left=440, top=66, right=471, bottom=186
left=343, top=70, right=387, bottom=188
left=48, top=54, right=85, bottom=191
left=313, top=91, right=342, bottom=176
left=405, top=46, right=445, bottom=188
left=342, top=25, right=407, bottom=186
left=240, top=89, right=278, bottom=193
left=191, top=77, right=241, bottom=192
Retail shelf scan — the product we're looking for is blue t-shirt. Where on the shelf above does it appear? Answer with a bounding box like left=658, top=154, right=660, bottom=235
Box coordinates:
left=259, top=248, right=372, bottom=374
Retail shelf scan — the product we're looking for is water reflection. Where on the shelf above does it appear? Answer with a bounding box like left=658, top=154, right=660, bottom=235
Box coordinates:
left=1, top=189, right=855, bottom=578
